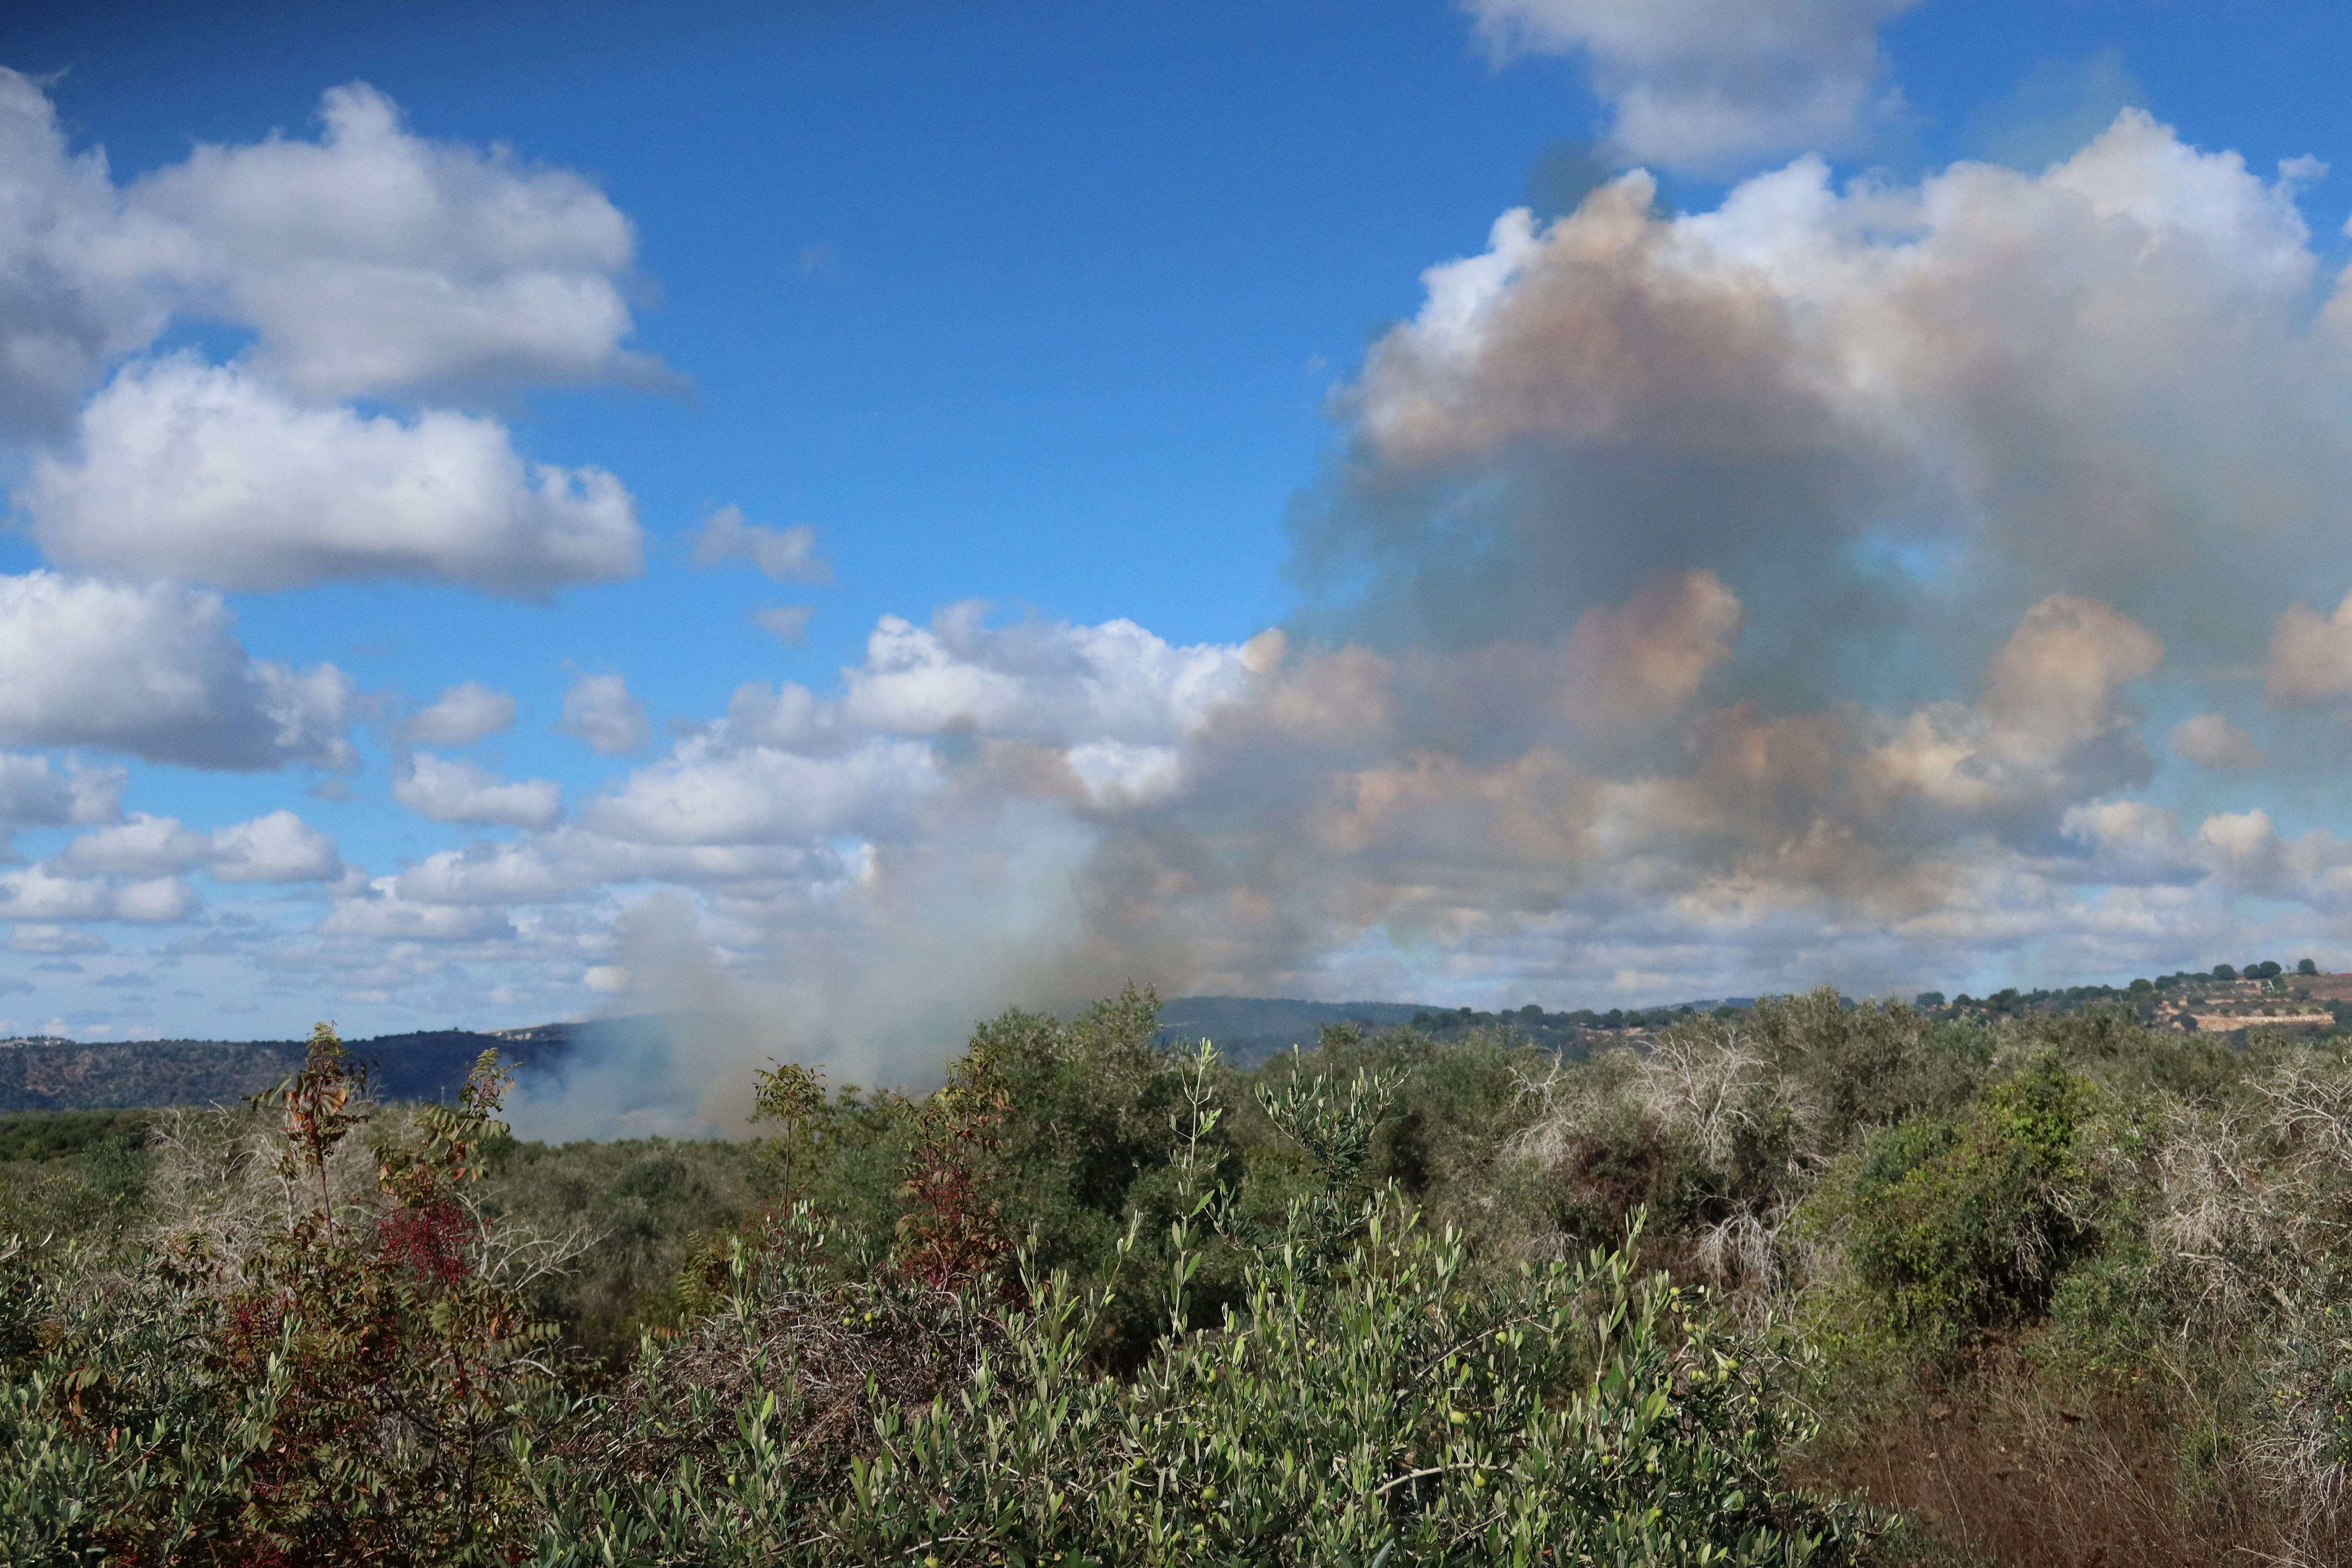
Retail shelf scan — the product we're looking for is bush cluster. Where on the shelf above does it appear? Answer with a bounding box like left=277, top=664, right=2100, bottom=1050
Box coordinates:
left=1506, top=992, right=2352, bottom=1562
left=15, top=982, right=2352, bottom=1562
left=0, top=997, right=1874, bottom=1565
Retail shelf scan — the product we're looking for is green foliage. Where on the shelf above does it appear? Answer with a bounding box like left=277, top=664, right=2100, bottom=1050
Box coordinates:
left=35, top=980, right=2352, bottom=1559
left=481, top=1134, right=773, bottom=1361
left=1810, top=1063, right=2101, bottom=1351
left=1244, top=1063, right=1403, bottom=1272
left=0, top=1107, right=156, bottom=1164
left=0, top=1024, right=560, bottom=1564
left=526, top=1057, right=1879, bottom=1566
left=0, top=1113, right=152, bottom=1253
left=750, top=1057, right=828, bottom=1197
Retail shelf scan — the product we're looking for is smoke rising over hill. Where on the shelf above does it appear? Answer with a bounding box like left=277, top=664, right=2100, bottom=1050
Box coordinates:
left=9, top=9, right=2352, bottom=1135
left=486, top=111, right=2352, bottom=1133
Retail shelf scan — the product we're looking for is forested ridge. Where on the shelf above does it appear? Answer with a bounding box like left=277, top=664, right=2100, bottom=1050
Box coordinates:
left=5, top=987, right=2352, bottom=1564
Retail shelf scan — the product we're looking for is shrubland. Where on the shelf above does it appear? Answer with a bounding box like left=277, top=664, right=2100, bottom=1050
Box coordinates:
left=2, top=986, right=2349, bottom=1562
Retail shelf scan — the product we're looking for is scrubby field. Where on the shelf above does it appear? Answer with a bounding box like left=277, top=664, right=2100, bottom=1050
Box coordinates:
left=3, top=990, right=2349, bottom=1564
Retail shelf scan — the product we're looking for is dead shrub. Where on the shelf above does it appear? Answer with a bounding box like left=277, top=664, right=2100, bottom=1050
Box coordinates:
left=556, top=1226, right=1008, bottom=1495
left=1797, top=1354, right=2272, bottom=1568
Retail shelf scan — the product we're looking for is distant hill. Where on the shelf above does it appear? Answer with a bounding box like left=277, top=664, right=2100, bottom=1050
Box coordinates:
left=1153, top=997, right=1433, bottom=1063
left=0, top=1028, right=573, bottom=1114
left=1154, top=995, right=1758, bottom=1064
left=1, top=995, right=1779, bottom=1112
left=17, top=971, right=2349, bottom=1116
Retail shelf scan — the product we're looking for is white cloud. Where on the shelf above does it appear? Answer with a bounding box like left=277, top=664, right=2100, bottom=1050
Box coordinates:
left=0, top=72, right=654, bottom=438
left=0, top=867, right=193, bottom=923
left=2170, top=713, right=2265, bottom=772
left=692, top=505, right=831, bottom=584
left=2058, top=799, right=2204, bottom=887
left=320, top=880, right=517, bottom=942
left=403, top=681, right=517, bottom=745
left=0, top=573, right=356, bottom=771
left=52, top=813, right=209, bottom=877
left=124, top=81, right=649, bottom=402
left=18, top=358, right=643, bottom=595
left=839, top=606, right=1256, bottom=744
left=391, top=841, right=593, bottom=906
left=384, top=829, right=852, bottom=907
left=34, top=806, right=338, bottom=918
left=585, top=738, right=937, bottom=845
left=210, top=809, right=344, bottom=883
left=559, top=673, right=650, bottom=756
left=1465, top=0, right=1923, bottom=172
left=2195, top=808, right=2292, bottom=894
left=721, top=681, right=831, bottom=749
left=394, top=752, right=564, bottom=829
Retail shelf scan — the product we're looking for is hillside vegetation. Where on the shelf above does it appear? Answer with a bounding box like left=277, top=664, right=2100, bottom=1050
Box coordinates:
left=0, top=1028, right=573, bottom=1114
left=3, top=989, right=2350, bottom=1564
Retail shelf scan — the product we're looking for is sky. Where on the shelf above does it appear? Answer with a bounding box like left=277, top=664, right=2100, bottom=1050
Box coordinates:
left=9, top=0, right=2352, bottom=1128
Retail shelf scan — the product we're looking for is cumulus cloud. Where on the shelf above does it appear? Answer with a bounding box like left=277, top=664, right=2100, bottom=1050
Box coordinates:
left=839, top=605, right=1256, bottom=744
left=0, top=754, right=123, bottom=830
left=393, top=752, right=564, bottom=829
left=387, top=829, right=855, bottom=907
left=320, top=880, right=518, bottom=943
left=126, top=82, right=652, bottom=401
left=583, top=738, right=935, bottom=846
left=0, top=70, right=658, bottom=615
left=2173, top=806, right=2352, bottom=912
left=0, top=867, right=193, bottom=923
left=210, top=809, right=344, bottom=883
left=2058, top=799, right=2205, bottom=888
left=402, top=681, right=518, bottom=746
left=692, top=505, right=831, bottom=584
left=558, top=674, right=650, bottom=756
left=0, top=71, right=652, bottom=431
left=0, top=70, right=165, bottom=440
left=1466, top=0, right=1922, bottom=172
left=0, top=573, right=356, bottom=771
left=2171, top=713, right=2265, bottom=772
left=51, top=806, right=340, bottom=885
left=17, top=357, right=642, bottom=595
left=52, top=813, right=209, bottom=877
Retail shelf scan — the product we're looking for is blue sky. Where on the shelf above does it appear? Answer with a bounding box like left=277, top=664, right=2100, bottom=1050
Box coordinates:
left=8, top=0, right=2352, bottom=1115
